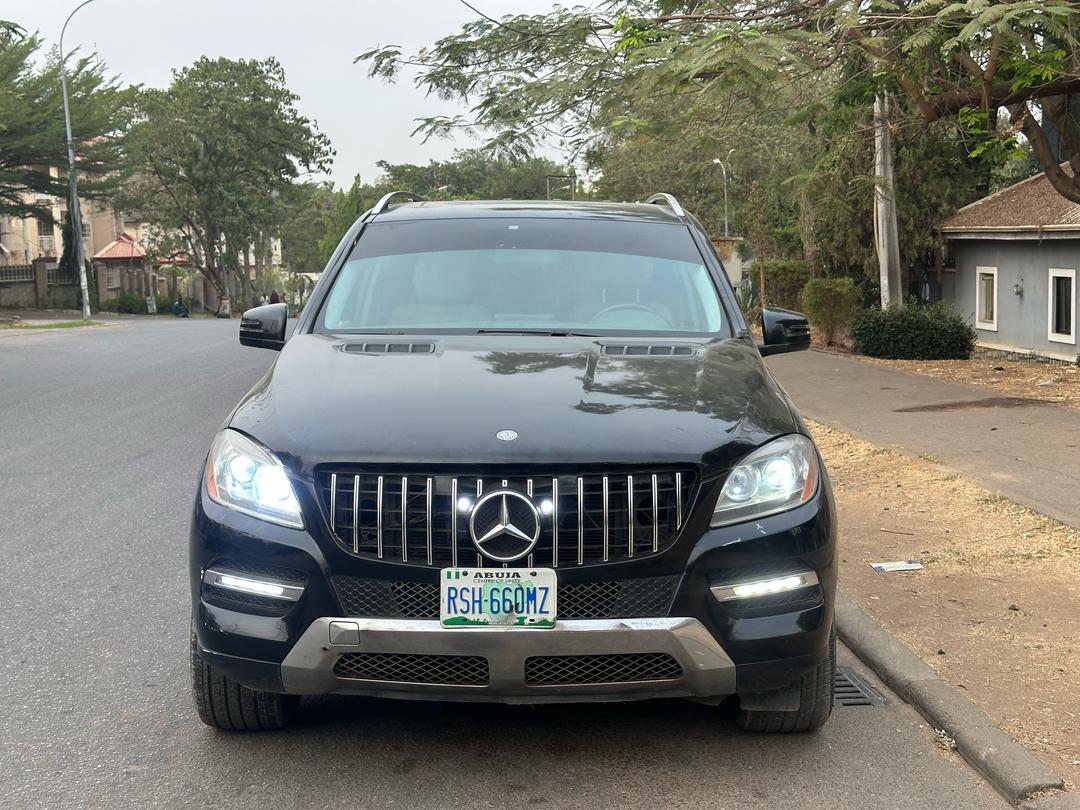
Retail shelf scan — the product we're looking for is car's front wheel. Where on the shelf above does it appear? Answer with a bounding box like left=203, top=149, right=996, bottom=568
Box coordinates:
left=736, top=626, right=835, bottom=733
left=190, top=627, right=298, bottom=731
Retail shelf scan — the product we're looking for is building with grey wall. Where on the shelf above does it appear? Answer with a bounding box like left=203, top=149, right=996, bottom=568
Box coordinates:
left=941, top=172, right=1079, bottom=362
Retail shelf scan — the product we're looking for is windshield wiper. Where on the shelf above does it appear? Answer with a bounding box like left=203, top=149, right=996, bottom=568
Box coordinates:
left=474, top=328, right=598, bottom=337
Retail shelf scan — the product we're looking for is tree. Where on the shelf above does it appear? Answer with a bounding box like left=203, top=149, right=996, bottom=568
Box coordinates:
left=0, top=28, right=131, bottom=223
left=280, top=180, right=337, bottom=276
left=123, top=57, right=333, bottom=309
left=360, top=1, right=1080, bottom=201
left=316, top=176, right=368, bottom=268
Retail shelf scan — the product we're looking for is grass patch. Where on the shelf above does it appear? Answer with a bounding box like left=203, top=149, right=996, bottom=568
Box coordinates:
left=0, top=320, right=104, bottom=330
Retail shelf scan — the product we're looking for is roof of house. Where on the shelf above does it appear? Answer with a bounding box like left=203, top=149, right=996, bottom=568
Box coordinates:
left=942, top=166, right=1080, bottom=236
left=93, top=231, right=145, bottom=261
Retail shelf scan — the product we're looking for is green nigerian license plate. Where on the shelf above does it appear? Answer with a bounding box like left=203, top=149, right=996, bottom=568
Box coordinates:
left=440, top=567, right=557, bottom=628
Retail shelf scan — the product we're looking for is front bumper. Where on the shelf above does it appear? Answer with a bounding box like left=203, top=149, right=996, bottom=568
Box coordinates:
left=276, top=616, right=734, bottom=703
left=191, top=466, right=837, bottom=702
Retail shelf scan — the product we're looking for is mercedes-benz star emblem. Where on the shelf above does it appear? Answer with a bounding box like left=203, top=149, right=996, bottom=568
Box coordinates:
left=468, top=489, right=541, bottom=562
left=496, top=429, right=518, bottom=441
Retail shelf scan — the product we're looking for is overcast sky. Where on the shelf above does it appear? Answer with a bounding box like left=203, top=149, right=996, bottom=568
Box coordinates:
left=22, top=0, right=561, bottom=189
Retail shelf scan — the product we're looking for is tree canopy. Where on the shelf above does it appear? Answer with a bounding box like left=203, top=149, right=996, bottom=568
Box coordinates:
left=0, top=28, right=132, bottom=223
left=361, top=0, right=1080, bottom=200
left=123, top=56, right=333, bottom=307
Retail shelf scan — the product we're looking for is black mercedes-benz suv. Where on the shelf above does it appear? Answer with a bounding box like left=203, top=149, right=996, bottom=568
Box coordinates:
left=190, top=192, right=836, bottom=733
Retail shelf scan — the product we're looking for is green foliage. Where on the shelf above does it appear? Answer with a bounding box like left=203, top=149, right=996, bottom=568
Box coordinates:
left=800, top=278, right=857, bottom=346
left=154, top=294, right=171, bottom=315
left=360, top=0, right=1080, bottom=205
left=316, top=176, right=368, bottom=268
left=0, top=32, right=132, bottom=222
left=734, top=283, right=760, bottom=317
left=851, top=303, right=977, bottom=360
left=114, top=292, right=146, bottom=314
left=123, top=56, right=334, bottom=304
left=279, top=181, right=337, bottom=275
left=762, top=260, right=810, bottom=310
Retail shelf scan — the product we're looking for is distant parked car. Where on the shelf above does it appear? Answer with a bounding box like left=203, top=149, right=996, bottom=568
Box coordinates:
left=189, top=192, right=835, bottom=733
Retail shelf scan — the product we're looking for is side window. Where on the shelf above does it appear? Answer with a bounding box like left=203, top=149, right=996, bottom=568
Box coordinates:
left=1048, top=268, right=1076, bottom=345
left=975, top=266, right=997, bottom=331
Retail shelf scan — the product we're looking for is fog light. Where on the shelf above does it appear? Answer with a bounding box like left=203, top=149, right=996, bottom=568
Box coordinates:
left=204, top=568, right=304, bottom=602
left=710, top=571, right=818, bottom=602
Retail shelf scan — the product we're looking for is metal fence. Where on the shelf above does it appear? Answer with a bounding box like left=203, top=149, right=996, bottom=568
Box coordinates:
left=0, top=264, right=34, bottom=283
left=46, top=265, right=75, bottom=286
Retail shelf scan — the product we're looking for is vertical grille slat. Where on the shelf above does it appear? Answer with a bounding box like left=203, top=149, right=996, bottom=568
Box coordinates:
left=320, top=468, right=695, bottom=569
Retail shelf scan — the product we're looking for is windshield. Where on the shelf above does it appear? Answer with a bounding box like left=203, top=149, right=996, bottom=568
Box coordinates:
left=315, top=218, right=728, bottom=336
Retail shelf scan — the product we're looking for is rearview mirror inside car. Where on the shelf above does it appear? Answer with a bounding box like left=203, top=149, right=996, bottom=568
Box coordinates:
left=239, top=303, right=288, bottom=351
left=758, top=307, right=811, bottom=357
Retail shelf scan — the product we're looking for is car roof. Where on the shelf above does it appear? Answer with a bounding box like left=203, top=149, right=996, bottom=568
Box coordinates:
left=368, top=199, right=687, bottom=224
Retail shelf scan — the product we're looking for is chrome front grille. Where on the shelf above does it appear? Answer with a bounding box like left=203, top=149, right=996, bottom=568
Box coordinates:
left=332, top=574, right=680, bottom=619
left=318, top=469, right=696, bottom=568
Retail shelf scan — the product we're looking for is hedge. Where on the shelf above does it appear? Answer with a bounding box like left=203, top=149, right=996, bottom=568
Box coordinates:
left=761, top=259, right=809, bottom=310
left=800, top=278, right=857, bottom=346
left=851, top=302, right=977, bottom=360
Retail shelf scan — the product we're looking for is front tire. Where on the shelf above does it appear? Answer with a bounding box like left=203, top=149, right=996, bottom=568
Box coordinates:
left=736, top=626, right=835, bottom=733
left=190, top=627, right=298, bottom=731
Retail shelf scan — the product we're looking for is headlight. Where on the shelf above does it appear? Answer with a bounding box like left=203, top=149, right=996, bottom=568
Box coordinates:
left=205, top=429, right=303, bottom=529
left=711, top=434, right=818, bottom=526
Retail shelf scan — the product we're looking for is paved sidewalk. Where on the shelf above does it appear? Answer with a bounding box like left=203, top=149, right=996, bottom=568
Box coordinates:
left=767, top=350, right=1080, bottom=530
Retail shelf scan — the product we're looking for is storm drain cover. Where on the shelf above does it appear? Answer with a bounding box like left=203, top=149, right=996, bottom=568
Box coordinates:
left=834, top=666, right=887, bottom=706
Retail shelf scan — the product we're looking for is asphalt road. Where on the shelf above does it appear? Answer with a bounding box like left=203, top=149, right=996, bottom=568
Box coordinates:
left=767, top=349, right=1080, bottom=530
left=0, top=319, right=1005, bottom=809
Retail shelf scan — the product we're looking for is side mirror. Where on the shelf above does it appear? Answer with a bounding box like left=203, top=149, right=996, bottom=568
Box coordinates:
left=239, top=303, right=287, bottom=351
left=759, top=307, right=811, bottom=357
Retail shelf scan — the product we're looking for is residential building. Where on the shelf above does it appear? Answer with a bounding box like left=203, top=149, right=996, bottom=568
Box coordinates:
left=940, top=170, right=1079, bottom=362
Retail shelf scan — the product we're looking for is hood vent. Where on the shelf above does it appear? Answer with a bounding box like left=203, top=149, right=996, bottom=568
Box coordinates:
left=342, top=341, right=435, bottom=355
left=601, top=343, right=697, bottom=357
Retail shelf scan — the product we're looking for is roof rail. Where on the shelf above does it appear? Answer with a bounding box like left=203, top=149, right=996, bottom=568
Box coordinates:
left=370, top=191, right=427, bottom=215
left=644, top=193, right=686, bottom=218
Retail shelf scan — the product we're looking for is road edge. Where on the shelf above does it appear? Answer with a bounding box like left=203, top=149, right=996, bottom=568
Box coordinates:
left=835, top=590, right=1071, bottom=807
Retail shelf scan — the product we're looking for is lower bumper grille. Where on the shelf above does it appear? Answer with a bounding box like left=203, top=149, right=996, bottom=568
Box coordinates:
left=333, top=652, right=489, bottom=685
left=333, top=574, right=679, bottom=620
left=524, top=653, right=683, bottom=686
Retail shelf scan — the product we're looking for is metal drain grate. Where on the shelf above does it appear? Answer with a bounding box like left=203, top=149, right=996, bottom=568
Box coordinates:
left=834, top=666, right=887, bottom=706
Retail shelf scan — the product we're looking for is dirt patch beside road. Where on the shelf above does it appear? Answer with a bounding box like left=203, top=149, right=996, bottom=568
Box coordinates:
left=811, top=420, right=1080, bottom=780
left=859, top=356, right=1080, bottom=410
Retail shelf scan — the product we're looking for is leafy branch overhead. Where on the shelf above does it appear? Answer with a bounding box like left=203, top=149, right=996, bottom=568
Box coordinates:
left=359, top=0, right=1080, bottom=201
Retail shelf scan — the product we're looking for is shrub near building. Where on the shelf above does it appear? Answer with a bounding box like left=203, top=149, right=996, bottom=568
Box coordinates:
left=800, top=278, right=857, bottom=346
left=851, top=302, right=977, bottom=360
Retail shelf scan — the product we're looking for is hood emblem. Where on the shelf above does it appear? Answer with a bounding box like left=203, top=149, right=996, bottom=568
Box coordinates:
left=468, top=490, right=541, bottom=562
left=495, top=429, right=518, bottom=441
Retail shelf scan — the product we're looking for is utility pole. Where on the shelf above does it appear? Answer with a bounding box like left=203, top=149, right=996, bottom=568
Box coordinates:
left=60, top=0, right=98, bottom=321
left=873, top=91, right=903, bottom=308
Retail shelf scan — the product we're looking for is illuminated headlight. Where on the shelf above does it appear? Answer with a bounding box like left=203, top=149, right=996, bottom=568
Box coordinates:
left=711, top=435, right=819, bottom=526
left=205, top=429, right=303, bottom=529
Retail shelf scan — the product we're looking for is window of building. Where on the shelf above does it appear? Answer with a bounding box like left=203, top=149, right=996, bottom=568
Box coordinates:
left=975, top=266, right=997, bottom=331
left=1048, top=268, right=1076, bottom=344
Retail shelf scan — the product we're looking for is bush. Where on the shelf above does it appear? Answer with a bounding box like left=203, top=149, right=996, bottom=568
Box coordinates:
left=851, top=302, right=977, bottom=360
left=154, top=294, right=171, bottom=314
left=800, top=278, right=857, bottom=346
left=761, top=259, right=809, bottom=310
left=115, top=292, right=147, bottom=314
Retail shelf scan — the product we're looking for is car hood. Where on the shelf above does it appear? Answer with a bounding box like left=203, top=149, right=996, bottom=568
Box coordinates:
left=229, top=334, right=800, bottom=477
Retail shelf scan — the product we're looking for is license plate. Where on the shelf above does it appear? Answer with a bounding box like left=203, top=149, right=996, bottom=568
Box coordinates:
left=440, top=567, right=557, bottom=628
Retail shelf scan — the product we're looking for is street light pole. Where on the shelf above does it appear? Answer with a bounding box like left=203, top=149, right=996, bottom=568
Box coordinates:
left=712, top=148, right=736, bottom=238
left=60, top=0, right=98, bottom=320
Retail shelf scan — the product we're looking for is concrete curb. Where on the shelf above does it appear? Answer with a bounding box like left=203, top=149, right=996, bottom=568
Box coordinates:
left=835, top=590, right=1068, bottom=806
